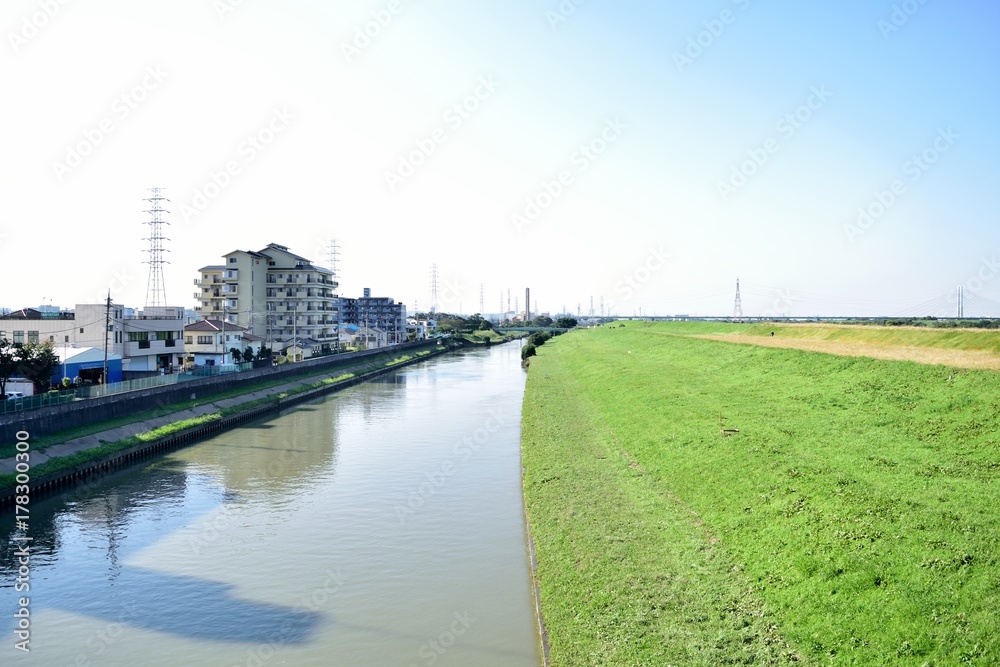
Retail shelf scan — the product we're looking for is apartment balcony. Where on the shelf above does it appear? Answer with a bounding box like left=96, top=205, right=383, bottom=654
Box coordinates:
left=222, top=285, right=238, bottom=295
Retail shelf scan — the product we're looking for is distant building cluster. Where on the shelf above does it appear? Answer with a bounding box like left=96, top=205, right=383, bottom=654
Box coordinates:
left=1, top=241, right=412, bottom=386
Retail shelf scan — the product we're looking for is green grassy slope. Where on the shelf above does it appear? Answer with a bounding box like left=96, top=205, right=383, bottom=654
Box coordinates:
left=522, top=324, right=1000, bottom=665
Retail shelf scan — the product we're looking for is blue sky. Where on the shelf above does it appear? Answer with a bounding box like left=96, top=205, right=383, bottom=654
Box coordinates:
left=1, top=0, right=997, bottom=317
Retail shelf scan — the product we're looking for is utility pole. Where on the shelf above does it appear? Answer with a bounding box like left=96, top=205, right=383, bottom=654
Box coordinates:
left=222, top=306, right=227, bottom=365
left=102, top=291, right=110, bottom=394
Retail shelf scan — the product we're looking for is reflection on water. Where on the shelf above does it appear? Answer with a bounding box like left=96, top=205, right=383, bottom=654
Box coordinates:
left=1, top=342, right=538, bottom=666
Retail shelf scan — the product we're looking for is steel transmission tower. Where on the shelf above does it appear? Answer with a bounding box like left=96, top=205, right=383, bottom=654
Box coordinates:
left=479, top=283, right=485, bottom=315
left=733, top=278, right=744, bottom=322
left=430, top=264, right=439, bottom=313
left=327, top=239, right=340, bottom=289
left=143, top=188, right=170, bottom=307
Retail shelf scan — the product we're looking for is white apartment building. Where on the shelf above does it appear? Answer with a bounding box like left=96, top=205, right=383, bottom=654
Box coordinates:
left=194, top=243, right=339, bottom=353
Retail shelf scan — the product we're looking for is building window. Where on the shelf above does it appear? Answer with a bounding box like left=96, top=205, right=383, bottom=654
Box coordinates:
left=80, top=328, right=84, bottom=334
left=127, top=331, right=149, bottom=342
left=185, top=336, right=193, bottom=345
left=28, top=331, right=39, bottom=343
left=13, top=331, right=24, bottom=344
left=197, top=336, right=213, bottom=345
left=229, top=258, right=237, bottom=263
left=64, top=336, right=69, bottom=343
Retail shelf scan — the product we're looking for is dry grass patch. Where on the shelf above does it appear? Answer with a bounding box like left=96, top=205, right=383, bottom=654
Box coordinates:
left=699, top=333, right=1000, bottom=370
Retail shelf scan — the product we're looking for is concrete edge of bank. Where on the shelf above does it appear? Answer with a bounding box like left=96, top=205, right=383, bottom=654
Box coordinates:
left=0, top=345, right=450, bottom=508
left=522, top=499, right=552, bottom=667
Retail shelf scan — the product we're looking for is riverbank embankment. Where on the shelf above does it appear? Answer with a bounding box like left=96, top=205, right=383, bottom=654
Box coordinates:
left=0, top=344, right=447, bottom=504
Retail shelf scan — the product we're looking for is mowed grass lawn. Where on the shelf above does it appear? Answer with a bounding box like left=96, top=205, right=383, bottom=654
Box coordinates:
left=521, top=322, right=1000, bottom=666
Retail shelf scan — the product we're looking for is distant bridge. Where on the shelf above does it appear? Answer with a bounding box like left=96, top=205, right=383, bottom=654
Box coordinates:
left=498, top=316, right=1000, bottom=330
left=496, top=326, right=572, bottom=333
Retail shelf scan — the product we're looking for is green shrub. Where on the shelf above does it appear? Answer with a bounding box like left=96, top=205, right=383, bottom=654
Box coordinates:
left=529, top=332, right=551, bottom=347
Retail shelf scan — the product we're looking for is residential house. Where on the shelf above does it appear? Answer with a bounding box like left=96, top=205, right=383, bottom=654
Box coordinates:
left=183, top=319, right=264, bottom=367
left=0, top=303, right=185, bottom=379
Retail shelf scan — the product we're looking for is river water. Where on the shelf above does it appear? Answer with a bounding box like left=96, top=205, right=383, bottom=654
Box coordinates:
left=1, top=341, right=540, bottom=666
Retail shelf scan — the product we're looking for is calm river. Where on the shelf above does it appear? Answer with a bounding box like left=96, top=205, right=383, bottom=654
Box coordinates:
left=1, top=341, right=540, bottom=666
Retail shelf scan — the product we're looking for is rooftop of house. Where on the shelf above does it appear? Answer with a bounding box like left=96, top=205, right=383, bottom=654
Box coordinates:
left=1, top=308, right=76, bottom=320
left=282, top=337, right=320, bottom=349
left=184, top=319, right=249, bottom=333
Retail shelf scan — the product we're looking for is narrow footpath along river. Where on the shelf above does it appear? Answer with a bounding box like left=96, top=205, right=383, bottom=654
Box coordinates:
left=1, top=341, right=541, bottom=666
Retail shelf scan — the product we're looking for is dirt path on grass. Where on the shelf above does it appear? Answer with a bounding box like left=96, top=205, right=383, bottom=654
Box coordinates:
left=697, top=333, right=1000, bottom=370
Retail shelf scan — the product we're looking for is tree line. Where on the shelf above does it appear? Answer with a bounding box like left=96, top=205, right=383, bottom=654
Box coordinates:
left=0, top=339, right=59, bottom=396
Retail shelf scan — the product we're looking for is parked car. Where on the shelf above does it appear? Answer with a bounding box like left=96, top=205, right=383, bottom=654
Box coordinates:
left=3, top=391, right=25, bottom=400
